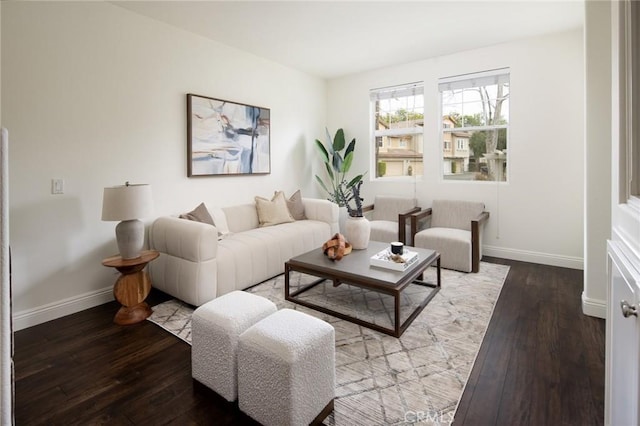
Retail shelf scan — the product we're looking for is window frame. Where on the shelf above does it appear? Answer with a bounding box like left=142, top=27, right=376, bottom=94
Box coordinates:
left=370, top=82, right=425, bottom=181
left=439, top=68, right=510, bottom=183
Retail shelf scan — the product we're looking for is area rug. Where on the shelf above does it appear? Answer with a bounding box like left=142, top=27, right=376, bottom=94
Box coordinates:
left=148, top=262, right=509, bottom=425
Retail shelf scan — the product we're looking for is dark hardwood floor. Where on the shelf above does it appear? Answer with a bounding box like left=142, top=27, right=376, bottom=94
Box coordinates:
left=13, top=258, right=605, bottom=425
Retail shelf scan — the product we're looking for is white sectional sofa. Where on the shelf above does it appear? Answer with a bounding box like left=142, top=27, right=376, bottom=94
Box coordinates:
left=148, top=198, right=339, bottom=306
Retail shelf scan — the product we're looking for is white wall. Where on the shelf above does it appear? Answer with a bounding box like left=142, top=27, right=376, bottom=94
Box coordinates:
left=2, top=2, right=326, bottom=329
left=327, top=29, right=584, bottom=269
left=583, top=0, right=611, bottom=319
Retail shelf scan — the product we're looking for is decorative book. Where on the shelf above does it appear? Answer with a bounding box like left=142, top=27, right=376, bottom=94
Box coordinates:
left=370, top=248, right=419, bottom=271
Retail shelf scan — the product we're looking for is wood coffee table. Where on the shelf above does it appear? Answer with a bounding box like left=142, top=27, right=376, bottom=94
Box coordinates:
left=285, top=241, right=441, bottom=337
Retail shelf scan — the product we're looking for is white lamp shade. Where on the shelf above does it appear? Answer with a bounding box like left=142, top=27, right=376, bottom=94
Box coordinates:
left=102, top=184, right=153, bottom=221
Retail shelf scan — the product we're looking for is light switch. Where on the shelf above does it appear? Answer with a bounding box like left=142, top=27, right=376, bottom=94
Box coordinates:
left=52, top=179, right=64, bottom=195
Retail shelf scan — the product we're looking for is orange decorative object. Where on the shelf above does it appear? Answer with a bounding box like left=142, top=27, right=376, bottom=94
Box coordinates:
left=322, top=233, right=352, bottom=261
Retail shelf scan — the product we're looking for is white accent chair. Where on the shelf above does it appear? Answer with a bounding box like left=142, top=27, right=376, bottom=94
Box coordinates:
left=411, top=200, right=489, bottom=273
left=238, top=309, right=335, bottom=426
left=363, top=196, right=420, bottom=244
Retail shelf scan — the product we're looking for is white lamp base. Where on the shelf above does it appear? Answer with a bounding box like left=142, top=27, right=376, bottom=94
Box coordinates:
left=115, top=219, right=144, bottom=259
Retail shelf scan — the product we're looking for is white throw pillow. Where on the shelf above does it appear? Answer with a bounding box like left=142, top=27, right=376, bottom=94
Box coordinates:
left=207, top=205, right=231, bottom=238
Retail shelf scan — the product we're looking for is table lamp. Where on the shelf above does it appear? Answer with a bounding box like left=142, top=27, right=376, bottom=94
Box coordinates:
left=102, top=182, right=153, bottom=259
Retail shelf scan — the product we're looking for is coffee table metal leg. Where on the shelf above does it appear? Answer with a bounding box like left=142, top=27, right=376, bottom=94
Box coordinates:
left=394, top=291, right=401, bottom=337
left=285, top=263, right=291, bottom=298
left=285, top=262, right=327, bottom=299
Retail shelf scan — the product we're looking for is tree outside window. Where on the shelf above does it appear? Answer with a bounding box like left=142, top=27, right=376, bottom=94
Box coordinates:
left=439, top=69, right=509, bottom=181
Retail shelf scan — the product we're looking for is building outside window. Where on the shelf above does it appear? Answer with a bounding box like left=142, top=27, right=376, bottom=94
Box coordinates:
left=371, top=83, right=424, bottom=178
left=440, top=69, right=509, bottom=181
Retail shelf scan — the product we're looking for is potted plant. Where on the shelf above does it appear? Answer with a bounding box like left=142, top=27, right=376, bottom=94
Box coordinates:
left=315, top=128, right=369, bottom=248
left=343, top=180, right=364, bottom=218
left=314, top=128, right=364, bottom=208
left=342, top=180, right=370, bottom=249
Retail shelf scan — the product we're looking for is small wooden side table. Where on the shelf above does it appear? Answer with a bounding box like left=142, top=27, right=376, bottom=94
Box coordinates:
left=102, top=249, right=160, bottom=325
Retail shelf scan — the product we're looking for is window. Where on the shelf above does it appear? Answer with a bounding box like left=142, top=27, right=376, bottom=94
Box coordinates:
left=440, top=69, right=509, bottom=181
left=371, top=82, right=424, bottom=178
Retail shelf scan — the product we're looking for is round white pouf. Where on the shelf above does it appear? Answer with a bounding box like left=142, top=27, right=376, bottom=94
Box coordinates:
left=191, top=291, right=277, bottom=401
left=238, top=308, right=335, bottom=426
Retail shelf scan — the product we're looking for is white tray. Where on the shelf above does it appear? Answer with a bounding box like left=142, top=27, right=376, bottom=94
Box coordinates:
left=370, top=248, right=419, bottom=271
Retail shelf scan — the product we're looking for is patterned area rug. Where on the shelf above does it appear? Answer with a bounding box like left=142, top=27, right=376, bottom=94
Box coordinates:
left=148, top=262, right=509, bottom=425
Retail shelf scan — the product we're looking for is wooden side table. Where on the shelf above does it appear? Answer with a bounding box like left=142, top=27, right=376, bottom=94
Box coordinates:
left=102, top=250, right=159, bottom=325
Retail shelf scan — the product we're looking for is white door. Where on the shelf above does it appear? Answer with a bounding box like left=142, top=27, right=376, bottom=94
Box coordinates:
left=607, top=243, right=640, bottom=426
left=607, top=1, right=640, bottom=424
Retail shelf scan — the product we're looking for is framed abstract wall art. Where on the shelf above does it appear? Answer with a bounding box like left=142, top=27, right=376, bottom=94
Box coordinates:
left=187, top=93, right=271, bottom=177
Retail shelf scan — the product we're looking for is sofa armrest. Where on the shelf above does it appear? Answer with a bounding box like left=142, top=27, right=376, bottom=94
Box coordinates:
left=471, top=211, right=490, bottom=273
left=410, top=208, right=433, bottom=242
left=302, top=198, right=340, bottom=234
left=149, top=216, right=218, bottom=262
left=398, top=206, right=421, bottom=244
left=148, top=216, right=219, bottom=306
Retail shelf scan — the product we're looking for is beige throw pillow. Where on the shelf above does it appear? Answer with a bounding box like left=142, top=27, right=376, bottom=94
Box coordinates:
left=278, top=189, right=306, bottom=220
left=179, top=202, right=214, bottom=226
left=255, top=191, right=295, bottom=227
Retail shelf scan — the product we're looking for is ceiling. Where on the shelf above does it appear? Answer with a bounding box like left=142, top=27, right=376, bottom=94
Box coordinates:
left=113, top=1, right=584, bottom=79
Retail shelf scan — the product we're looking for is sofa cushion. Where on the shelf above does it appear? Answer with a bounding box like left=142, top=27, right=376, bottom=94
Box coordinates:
left=255, top=192, right=295, bottom=228
left=208, top=205, right=231, bottom=237
left=369, top=220, right=398, bottom=244
left=414, top=227, right=472, bottom=272
left=216, top=220, right=331, bottom=296
left=431, top=200, right=484, bottom=231
left=371, top=196, right=417, bottom=222
left=222, top=204, right=260, bottom=233
left=180, top=202, right=214, bottom=226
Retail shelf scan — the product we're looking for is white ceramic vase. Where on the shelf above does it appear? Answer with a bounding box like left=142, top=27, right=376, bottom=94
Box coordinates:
left=344, top=216, right=371, bottom=249
left=338, top=208, right=349, bottom=237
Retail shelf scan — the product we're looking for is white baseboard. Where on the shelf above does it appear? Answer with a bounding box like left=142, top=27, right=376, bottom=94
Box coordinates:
left=10, top=246, right=586, bottom=331
left=582, top=292, right=607, bottom=319
left=483, top=245, right=584, bottom=270
left=12, top=286, right=114, bottom=331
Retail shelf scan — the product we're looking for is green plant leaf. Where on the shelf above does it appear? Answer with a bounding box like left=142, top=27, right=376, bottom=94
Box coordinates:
left=314, top=139, right=329, bottom=164
left=332, top=128, right=346, bottom=152
left=344, top=138, right=356, bottom=158
left=342, top=151, right=353, bottom=173
left=324, top=162, right=335, bottom=180
left=346, top=174, right=363, bottom=188
left=324, top=128, right=335, bottom=156
left=332, top=152, right=343, bottom=172
left=315, top=175, right=330, bottom=193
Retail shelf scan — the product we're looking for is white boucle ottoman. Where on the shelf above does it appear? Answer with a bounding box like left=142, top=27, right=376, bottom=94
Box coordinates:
left=191, top=290, right=277, bottom=402
left=237, top=308, right=335, bottom=426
